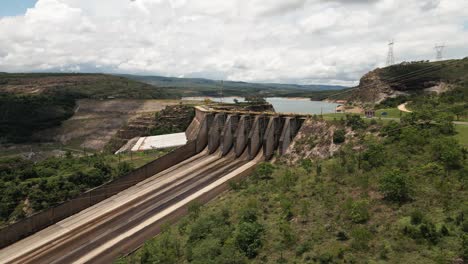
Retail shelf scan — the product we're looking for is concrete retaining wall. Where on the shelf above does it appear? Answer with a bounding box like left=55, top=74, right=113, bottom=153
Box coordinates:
left=0, top=141, right=197, bottom=249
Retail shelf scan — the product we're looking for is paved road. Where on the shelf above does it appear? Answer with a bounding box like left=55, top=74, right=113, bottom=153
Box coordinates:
left=0, top=149, right=260, bottom=264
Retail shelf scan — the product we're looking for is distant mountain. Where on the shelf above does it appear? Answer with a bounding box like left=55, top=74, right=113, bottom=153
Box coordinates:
left=119, top=74, right=348, bottom=98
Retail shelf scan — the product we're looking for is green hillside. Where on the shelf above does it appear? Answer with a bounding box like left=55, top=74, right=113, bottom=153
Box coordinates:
left=352, top=58, right=468, bottom=103
left=121, top=74, right=348, bottom=99
left=0, top=73, right=178, bottom=142
left=0, top=73, right=177, bottom=99
left=380, top=59, right=468, bottom=91
left=122, top=112, right=467, bottom=264
left=120, top=62, right=468, bottom=264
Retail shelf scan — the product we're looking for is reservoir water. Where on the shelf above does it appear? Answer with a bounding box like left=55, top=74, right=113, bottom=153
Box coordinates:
left=182, top=97, right=339, bottom=115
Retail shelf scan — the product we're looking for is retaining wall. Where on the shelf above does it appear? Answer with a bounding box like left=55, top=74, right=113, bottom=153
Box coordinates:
left=0, top=141, right=197, bottom=249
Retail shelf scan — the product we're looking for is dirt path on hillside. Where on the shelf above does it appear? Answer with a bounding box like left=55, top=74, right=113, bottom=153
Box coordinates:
left=397, top=103, right=412, bottom=113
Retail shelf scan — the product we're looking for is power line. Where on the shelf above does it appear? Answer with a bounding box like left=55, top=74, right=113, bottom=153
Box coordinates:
left=220, top=80, right=224, bottom=103
left=324, top=59, right=455, bottom=100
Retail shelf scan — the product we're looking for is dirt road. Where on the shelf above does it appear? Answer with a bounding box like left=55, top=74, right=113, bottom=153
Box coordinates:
left=397, top=103, right=412, bottom=113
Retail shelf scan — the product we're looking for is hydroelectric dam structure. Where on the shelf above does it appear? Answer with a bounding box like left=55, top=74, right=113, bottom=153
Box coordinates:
left=0, top=106, right=305, bottom=264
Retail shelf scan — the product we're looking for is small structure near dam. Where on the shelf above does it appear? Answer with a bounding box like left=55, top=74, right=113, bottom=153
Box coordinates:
left=0, top=105, right=305, bottom=264
left=130, top=132, right=188, bottom=151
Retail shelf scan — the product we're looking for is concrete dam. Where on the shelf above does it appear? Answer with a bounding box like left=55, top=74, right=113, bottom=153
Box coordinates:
left=0, top=106, right=304, bottom=264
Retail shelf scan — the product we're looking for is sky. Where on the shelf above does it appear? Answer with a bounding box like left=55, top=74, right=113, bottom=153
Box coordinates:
left=0, top=0, right=37, bottom=17
left=0, top=0, right=467, bottom=85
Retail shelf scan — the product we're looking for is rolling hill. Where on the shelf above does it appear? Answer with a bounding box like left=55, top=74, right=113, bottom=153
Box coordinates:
left=120, top=74, right=348, bottom=98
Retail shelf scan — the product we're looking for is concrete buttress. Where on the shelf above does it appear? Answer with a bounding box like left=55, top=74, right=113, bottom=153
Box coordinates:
left=234, top=115, right=251, bottom=157
left=248, top=115, right=267, bottom=160
left=263, top=117, right=284, bottom=160
left=195, top=113, right=213, bottom=153
left=208, top=113, right=226, bottom=154
left=220, top=115, right=239, bottom=156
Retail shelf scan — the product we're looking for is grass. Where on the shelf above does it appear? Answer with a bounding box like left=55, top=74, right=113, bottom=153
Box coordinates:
left=376, top=108, right=408, bottom=119
left=454, top=124, right=468, bottom=147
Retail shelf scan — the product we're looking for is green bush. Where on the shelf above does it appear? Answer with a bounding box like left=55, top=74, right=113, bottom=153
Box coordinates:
left=379, top=170, right=414, bottom=203
left=234, top=221, right=264, bottom=258
left=362, top=142, right=386, bottom=169
left=348, top=200, right=370, bottom=224
left=350, top=227, right=373, bottom=250
left=252, top=163, right=274, bottom=181
left=333, top=129, right=346, bottom=144
left=410, top=210, right=424, bottom=225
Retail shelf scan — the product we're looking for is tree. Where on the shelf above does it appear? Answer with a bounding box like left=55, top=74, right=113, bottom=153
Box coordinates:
left=362, top=142, right=386, bottom=169
left=348, top=199, right=370, bottom=224
left=333, top=129, right=346, bottom=144
left=252, top=163, right=274, bottom=181
left=234, top=221, right=264, bottom=258
left=379, top=170, right=414, bottom=203
left=430, top=137, right=464, bottom=173
left=244, top=96, right=266, bottom=103
left=450, top=104, right=467, bottom=121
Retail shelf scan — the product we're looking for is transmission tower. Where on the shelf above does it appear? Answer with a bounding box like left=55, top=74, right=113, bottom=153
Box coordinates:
left=220, top=80, right=224, bottom=103
left=386, top=40, right=395, bottom=66
left=435, top=44, right=445, bottom=60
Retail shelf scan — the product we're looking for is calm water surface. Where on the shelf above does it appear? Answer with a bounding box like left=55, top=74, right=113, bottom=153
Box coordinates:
left=182, top=97, right=338, bottom=115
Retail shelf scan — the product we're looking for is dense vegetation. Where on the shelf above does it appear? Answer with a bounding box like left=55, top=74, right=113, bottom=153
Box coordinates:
left=0, top=153, right=137, bottom=226
left=122, top=109, right=467, bottom=263
left=380, top=59, right=468, bottom=92
left=377, top=85, right=468, bottom=122
left=0, top=93, right=76, bottom=142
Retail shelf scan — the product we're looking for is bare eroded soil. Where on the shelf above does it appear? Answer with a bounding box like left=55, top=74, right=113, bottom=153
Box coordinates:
left=33, top=99, right=185, bottom=150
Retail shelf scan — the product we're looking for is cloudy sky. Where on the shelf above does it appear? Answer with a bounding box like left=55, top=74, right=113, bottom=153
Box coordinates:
left=0, top=0, right=467, bottom=85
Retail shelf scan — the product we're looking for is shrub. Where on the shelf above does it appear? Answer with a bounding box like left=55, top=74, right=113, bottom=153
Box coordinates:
left=379, top=170, right=414, bottom=203
left=345, top=115, right=367, bottom=130
left=410, top=210, right=424, bottom=225
left=348, top=200, right=370, bottom=224
left=333, top=129, right=346, bottom=144
left=336, top=231, right=349, bottom=241
left=362, top=142, right=386, bottom=169
left=300, top=159, right=313, bottom=173
left=252, top=163, right=274, bottom=181
left=350, top=227, right=372, bottom=250
left=234, top=221, right=264, bottom=258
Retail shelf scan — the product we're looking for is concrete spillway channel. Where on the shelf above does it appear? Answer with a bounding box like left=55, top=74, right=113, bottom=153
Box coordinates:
left=0, top=107, right=303, bottom=264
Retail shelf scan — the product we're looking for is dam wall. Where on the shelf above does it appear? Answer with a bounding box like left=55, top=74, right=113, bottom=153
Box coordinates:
left=0, top=105, right=304, bottom=249
left=193, top=106, right=304, bottom=160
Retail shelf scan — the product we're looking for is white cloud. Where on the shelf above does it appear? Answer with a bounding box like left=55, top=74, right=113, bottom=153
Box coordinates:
left=0, top=0, right=467, bottom=85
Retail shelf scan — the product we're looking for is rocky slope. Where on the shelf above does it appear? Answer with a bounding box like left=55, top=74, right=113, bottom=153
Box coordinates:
left=351, top=58, right=468, bottom=104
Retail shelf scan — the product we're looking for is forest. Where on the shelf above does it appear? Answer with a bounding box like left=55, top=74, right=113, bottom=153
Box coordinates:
left=0, top=153, right=135, bottom=226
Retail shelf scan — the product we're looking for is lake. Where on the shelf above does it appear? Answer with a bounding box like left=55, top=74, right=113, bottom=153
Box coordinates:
left=182, top=97, right=339, bottom=115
